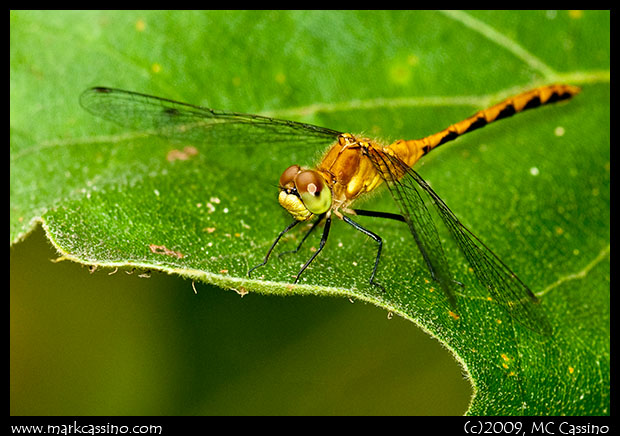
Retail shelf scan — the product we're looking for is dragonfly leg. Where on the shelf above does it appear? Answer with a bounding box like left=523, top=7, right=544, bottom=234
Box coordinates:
left=278, top=217, right=322, bottom=258
left=248, top=219, right=300, bottom=277
left=350, top=209, right=406, bottom=223
left=342, top=215, right=386, bottom=292
left=293, top=215, right=331, bottom=283
left=349, top=209, right=464, bottom=293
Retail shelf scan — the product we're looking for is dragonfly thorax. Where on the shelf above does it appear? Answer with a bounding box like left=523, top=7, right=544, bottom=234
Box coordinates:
left=278, top=164, right=333, bottom=221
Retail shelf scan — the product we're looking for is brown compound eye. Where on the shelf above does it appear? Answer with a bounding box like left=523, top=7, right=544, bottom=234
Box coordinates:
left=279, top=165, right=301, bottom=189
left=295, top=170, right=332, bottom=215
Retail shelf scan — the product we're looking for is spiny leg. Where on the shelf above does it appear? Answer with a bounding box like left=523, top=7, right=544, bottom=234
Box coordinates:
left=352, top=209, right=465, bottom=291
left=248, top=219, right=300, bottom=277
left=342, top=215, right=386, bottom=292
left=278, top=217, right=323, bottom=258
left=294, top=215, right=331, bottom=283
left=351, top=209, right=406, bottom=222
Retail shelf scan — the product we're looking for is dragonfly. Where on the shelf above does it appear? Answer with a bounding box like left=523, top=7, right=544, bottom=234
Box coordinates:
left=80, top=84, right=580, bottom=335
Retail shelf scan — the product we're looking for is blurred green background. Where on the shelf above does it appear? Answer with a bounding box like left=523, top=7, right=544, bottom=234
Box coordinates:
left=11, top=226, right=470, bottom=415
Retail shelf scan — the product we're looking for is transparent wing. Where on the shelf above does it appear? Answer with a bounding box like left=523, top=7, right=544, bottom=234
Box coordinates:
left=364, top=147, right=458, bottom=307
left=80, top=87, right=343, bottom=147
left=367, top=148, right=552, bottom=335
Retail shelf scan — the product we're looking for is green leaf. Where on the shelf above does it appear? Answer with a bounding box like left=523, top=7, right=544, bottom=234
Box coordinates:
left=10, top=10, right=609, bottom=415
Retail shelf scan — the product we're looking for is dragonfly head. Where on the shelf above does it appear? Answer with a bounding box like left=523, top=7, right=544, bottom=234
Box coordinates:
left=278, top=165, right=332, bottom=221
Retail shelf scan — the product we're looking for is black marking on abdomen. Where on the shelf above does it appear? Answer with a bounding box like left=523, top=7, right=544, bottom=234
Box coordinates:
left=437, top=130, right=459, bottom=146
left=547, top=91, right=573, bottom=104
left=464, top=116, right=488, bottom=133
left=494, top=104, right=517, bottom=121
left=523, top=96, right=542, bottom=110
